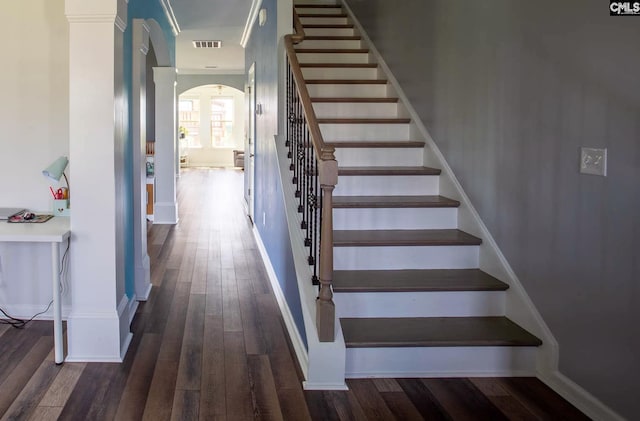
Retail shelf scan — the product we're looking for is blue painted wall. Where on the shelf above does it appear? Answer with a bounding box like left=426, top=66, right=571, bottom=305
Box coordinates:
left=245, top=0, right=308, bottom=348
left=123, top=0, right=176, bottom=297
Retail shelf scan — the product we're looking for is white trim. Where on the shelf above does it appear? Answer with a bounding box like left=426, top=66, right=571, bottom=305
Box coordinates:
left=252, top=225, right=309, bottom=380
left=303, top=382, right=349, bottom=391
left=240, top=0, right=264, bottom=48
left=539, top=371, right=625, bottom=421
left=127, top=297, right=139, bottom=324
left=158, top=0, right=180, bottom=36
left=274, top=134, right=348, bottom=390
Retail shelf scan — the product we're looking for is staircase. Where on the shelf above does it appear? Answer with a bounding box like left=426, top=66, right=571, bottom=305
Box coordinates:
left=292, top=0, right=542, bottom=378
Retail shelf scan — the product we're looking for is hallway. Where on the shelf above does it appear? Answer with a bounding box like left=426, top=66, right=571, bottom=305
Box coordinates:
left=0, top=168, right=588, bottom=420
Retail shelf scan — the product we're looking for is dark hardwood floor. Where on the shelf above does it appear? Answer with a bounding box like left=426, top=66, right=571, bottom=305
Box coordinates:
left=0, top=168, right=589, bottom=420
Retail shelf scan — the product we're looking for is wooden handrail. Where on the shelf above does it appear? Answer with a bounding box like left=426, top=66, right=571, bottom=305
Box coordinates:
left=292, top=9, right=306, bottom=44
left=285, top=9, right=337, bottom=342
left=284, top=37, right=335, bottom=161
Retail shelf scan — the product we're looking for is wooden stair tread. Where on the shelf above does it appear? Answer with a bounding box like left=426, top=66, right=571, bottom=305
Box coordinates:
left=295, top=4, right=343, bottom=8
left=332, top=195, right=458, bottom=208
left=319, top=118, right=409, bottom=124
left=340, top=317, right=543, bottom=347
left=338, top=166, right=440, bottom=176
left=297, top=13, right=348, bottom=17
left=333, top=269, right=508, bottom=292
left=333, top=229, right=482, bottom=247
left=327, top=141, right=424, bottom=148
left=305, top=79, right=387, bottom=84
left=301, top=36, right=361, bottom=41
left=312, top=97, right=397, bottom=103
left=302, top=24, right=354, bottom=28
left=301, top=63, right=376, bottom=68
left=295, top=48, right=369, bottom=53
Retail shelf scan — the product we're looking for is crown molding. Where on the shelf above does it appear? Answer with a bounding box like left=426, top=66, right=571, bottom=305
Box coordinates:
left=159, top=0, right=180, bottom=36
left=240, top=0, right=263, bottom=48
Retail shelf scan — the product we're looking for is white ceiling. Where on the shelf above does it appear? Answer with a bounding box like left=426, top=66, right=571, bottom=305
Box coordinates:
left=170, top=0, right=253, bottom=75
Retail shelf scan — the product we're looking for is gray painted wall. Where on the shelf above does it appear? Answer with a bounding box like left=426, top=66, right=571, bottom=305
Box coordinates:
left=346, top=0, right=639, bottom=418
left=177, top=74, right=245, bottom=95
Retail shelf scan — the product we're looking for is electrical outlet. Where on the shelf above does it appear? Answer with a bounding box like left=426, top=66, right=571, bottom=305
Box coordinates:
left=580, top=147, right=607, bottom=176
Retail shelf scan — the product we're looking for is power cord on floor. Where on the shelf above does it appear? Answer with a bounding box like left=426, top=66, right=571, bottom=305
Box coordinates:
left=0, top=300, right=53, bottom=329
left=1, top=236, right=70, bottom=329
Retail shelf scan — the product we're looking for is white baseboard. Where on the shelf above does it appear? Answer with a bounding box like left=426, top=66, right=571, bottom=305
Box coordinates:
left=153, top=202, right=179, bottom=224
left=66, top=311, right=125, bottom=362
left=135, top=254, right=151, bottom=301
left=252, top=225, right=310, bottom=380
left=303, top=381, right=349, bottom=391
left=539, top=370, right=624, bottom=421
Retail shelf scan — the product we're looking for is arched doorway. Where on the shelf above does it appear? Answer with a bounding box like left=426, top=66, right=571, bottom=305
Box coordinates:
left=178, top=84, right=245, bottom=168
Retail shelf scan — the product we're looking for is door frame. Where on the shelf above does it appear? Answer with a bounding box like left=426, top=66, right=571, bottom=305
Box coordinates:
left=245, top=63, right=256, bottom=222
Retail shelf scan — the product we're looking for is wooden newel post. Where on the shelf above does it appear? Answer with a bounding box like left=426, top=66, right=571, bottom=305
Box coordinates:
left=317, top=155, right=337, bottom=342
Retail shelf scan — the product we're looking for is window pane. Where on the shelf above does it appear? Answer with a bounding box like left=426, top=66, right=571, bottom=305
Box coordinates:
left=211, top=97, right=234, bottom=147
left=179, top=98, right=201, bottom=147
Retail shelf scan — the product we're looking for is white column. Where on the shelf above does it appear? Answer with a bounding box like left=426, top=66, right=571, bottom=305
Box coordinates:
left=65, top=0, right=132, bottom=362
left=153, top=67, right=179, bottom=224
left=132, top=19, right=152, bottom=300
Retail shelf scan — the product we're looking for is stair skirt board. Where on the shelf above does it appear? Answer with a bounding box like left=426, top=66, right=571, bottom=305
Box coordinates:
left=344, top=346, right=538, bottom=378
left=333, top=245, right=479, bottom=270
left=334, top=291, right=505, bottom=318
left=333, top=175, right=439, bottom=196
left=333, top=147, right=422, bottom=167
left=333, top=207, right=457, bottom=230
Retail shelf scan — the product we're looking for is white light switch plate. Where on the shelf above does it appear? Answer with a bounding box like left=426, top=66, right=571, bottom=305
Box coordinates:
left=580, top=147, right=607, bottom=176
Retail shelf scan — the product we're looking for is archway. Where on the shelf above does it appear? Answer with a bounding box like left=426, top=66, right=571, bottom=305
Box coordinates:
left=131, top=18, right=172, bottom=301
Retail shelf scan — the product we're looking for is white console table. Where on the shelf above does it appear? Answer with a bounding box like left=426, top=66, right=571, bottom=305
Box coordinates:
left=0, top=217, right=70, bottom=364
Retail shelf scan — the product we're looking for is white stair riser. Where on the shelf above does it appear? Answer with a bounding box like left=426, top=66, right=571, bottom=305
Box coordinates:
left=334, top=245, right=479, bottom=270
left=297, top=39, right=362, bottom=50
left=334, top=175, right=439, bottom=196
left=302, top=67, right=377, bottom=79
left=296, top=52, right=369, bottom=64
left=335, top=291, right=505, bottom=318
left=308, top=84, right=387, bottom=98
left=300, top=16, right=349, bottom=25
left=303, top=27, right=355, bottom=36
left=334, top=207, right=457, bottom=230
left=320, top=123, right=409, bottom=141
left=345, top=346, right=537, bottom=378
left=313, top=102, right=397, bottom=118
left=334, top=147, right=422, bottom=166
left=296, top=7, right=342, bottom=15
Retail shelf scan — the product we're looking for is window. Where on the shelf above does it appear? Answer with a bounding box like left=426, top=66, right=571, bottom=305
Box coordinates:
left=210, top=97, right=234, bottom=147
left=179, top=99, right=201, bottom=147
left=178, top=86, right=241, bottom=149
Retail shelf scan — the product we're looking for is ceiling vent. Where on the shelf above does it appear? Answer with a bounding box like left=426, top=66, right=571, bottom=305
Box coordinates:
left=193, top=40, right=222, bottom=49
